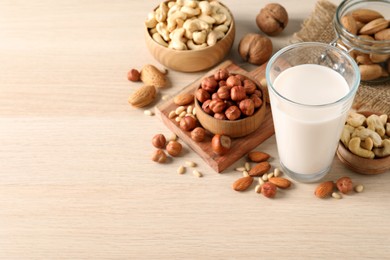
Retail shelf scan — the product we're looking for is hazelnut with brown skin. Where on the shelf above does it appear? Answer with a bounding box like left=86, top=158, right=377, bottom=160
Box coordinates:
left=196, top=88, right=210, bottom=103
left=152, top=134, right=166, bottom=149
left=239, top=99, right=255, bottom=116
left=209, top=99, right=226, bottom=113
left=238, top=33, right=273, bottom=65
left=127, top=69, right=140, bottom=82
left=201, top=77, right=218, bottom=92
left=152, top=149, right=167, bottom=163
left=214, top=113, right=227, bottom=120
left=243, top=79, right=257, bottom=95
left=336, top=177, right=353, bottom=194
left=226, top=75, right=242, bottom=88
left=211, top=93, right=220, bottom=100
left=225, top=105, right=241, bottom=120
left=256, top=3, right=289, bottom=36
left=231, top=85, right=247, bottom=102
left=191, top=127, right=206, bottom=142
left=214, top=68, right=229, bottom=81
left=217, top=86, right=231, bottom=100
left=250, top=94, right=263, bottom=108
left=166, top=141, right=182, bottom=157
left=180, top=116, right=197, bottom=131
left=211, top=134, right=231, bottom=155
left=261, top=182, right=277, bottom=198
left=201, top=99, right=213, bottom=115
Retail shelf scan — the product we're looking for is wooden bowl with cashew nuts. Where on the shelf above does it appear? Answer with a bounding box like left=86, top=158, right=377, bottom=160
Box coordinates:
left=337, top=111, right=390, bottom=175
left=144, top=0, right=235, bottom=72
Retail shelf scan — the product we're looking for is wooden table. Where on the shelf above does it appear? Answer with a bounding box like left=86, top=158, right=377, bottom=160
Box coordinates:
left=1, top=0, right=389, bottom=259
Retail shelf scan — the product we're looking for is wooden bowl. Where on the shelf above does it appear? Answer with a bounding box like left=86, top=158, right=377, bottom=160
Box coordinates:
left=144, top=2, right=235, bottom=72
left=336, top=111, right=390, bottom=175
left=194, top=76, right=266, bottom=138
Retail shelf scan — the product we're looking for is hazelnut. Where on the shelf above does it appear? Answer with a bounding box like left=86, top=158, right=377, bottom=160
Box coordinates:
left=201, top=76, right=218, bottom=92
left=336, top=177, right=353, bottom=194
left=217, top=86, right=231, bottom=100
left=254, top=89, right=263, bottom=98
left=243, top=79, right=257, bottom=95
left=191, top=127, right=206, bottom=142
left=180, top=116, right=197, bottom=131
left=209, top=99, right=226, bottom=113
left=256, top=3, right=288, bottom=36
left=238, top=33, right=273, bottom=65
left=214, top=68, right=229, bottom=81
left=239, top=99, right=255, bottom=116
left=166, top=140, right=182, bottom=157
left=201, top=99, right=213, bottom=115
left=196, top=88, right=210, bottom=103
left=261, top=182, right=277, bottom=198
left=218, top=80, right=227, bottom=88
left=224, top=100, right=235, bottom=108
left=225, top=105, right=241, bottom=120
left=211, top=134, right=231, bottom=155
left=250, top=94, right=263, bottom=108
left=151, top=149, right=167, bottom=163
left=152, top=134, right=166, bottom=149
left=235, top=74, right=247, bottom=82
left=214, top=113, right=227, bottom=120
left=231, top=86, right=247, bottom=102
left=127, top=69, right=140, bottom=82
left=211, top=93, right=220, bottom=100
left=226, top=75, right=242, bottom=87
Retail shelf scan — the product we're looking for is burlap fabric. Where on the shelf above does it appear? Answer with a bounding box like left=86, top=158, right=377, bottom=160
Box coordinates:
left=291, top=0, right=390, bottom=114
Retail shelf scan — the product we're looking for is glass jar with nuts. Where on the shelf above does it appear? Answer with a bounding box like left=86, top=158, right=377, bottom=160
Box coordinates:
left=334, top=0, right=390, bottom=82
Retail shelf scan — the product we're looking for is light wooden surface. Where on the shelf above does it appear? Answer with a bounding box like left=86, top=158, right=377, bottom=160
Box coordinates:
left=1, top=0, right=389, bottom=259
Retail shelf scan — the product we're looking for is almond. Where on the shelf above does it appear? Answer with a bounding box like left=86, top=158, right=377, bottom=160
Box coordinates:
left=341, top=15, right=358, bottom=35
left=268, top=177, right=291, bottom=189
left=375, top=28, right=390, bottom=41
left=174, top=93, right=194, bottom=106
left=359, top=18, right=389, bottom=35
left=248, top=151, right=270, bottom=162
left=359, top=64, right=383, bottom=81
left=140, top=64, right=167, bottom=88
left=128, top=85, right=156, bottom=108
left=232, top=176, right=254, bottom=191
left=248, top=161, right=271, bottom=177
left=351, top=9, right=383, bottom=23
left=314, top=181, right=334, bottom=199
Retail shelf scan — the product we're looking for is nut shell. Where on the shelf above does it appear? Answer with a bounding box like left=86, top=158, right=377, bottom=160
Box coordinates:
left=238, top=33, right=273, bottom=65
left=256, top=3, right=288, bottom=36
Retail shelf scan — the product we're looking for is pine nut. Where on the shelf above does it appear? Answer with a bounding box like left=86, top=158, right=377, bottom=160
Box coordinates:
left=354, top=184, right=364, bottom=193
left=170, top=133, right=178, bottom=141
left=177, top=165, right=186, bottom=175
left=187, top=105, right=193, bottom=114
left=242, top=170, right=249, bottom=177
left=262, top=174, right=268, bottom=181
left=193, top=170, right=202, bottom=178
left=235, top=167, right=246, bottom=172
left=179, top=111, right=186, bottom=118
left=168, top=111, right=176, bottom=119
left=192, top=107, right=196, bottom=115
left=258, top=178, right=265, bottom=185
left=268, top=172, right=274, bottom=179
left=175, top=106, right=185, bottom=115
left=255, top=184, right=262, bottom=193
left=274, top=168, right=282, bottom=177
left=162, top=95, right=171, bottom=101
left=245, top=162, right=251, bottom=171
left=332, top=192, right=342, bottom=199
left=185, top=161, right=196, bottom=167
left=144, top=110, right=154, bottom=116
left=175, top=116, right=181, bottom=122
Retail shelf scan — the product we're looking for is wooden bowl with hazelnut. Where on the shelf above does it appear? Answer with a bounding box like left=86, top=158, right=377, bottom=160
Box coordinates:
left=144, top=0, right=235, bottom=72
left=194, top=69, right=266, bottom=138
left=336, top=111, right=390, bottom=175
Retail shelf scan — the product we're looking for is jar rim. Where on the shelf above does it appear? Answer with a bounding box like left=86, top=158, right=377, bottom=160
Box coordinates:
left=334, top=0, right=390, bottom=53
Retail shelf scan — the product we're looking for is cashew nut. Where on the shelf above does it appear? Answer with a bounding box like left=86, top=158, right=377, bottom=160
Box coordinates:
left=367, top=114, right=386, bottom=137
left=176, top=0, right=185, bottom=7
left=193, top=30, right=207, bottom=44
left=167, top=1, right=175, bottom=8
left=352, top=126, right=382, bottom=147
left=386, top=122, right=390, bottom=136
left=152, top=33, right=168, bottom=47
left=167, top=11, right=187, bottom=32
left=214, top=24, right=229, bottom=33
left=348, top=137, right=375, bottom=159
left=184, top=0, right=198, bottom=8
left=168, top=28, right=187, bottom=50
left=198, top=13, right=216, bottom=24
left=199, top=1, right=212, bottom=15
left=181, top=6, right=200, bottom=17
left=379, top=114, right=388, bottom=125
left=347, top=112, right=366, bottom=127
left=155, top=2, right=169, bottom=23
left=145, top=12, right=158, bottom=28
left=212, top=12, right=227, bottom=24
left=209, top=1, right=232, bottom=26
left=340, top=124, right=355, bottom=147
left=373, top=139, right=390, bottom=158
left=207, top=29, right=225, bottom=46
left=183, top=18, right=210, bottom=32
left=156, top=22, right=170, bottom=42
left=187, top=39, right=207, bottom=50
left=361, top=137, right=374, bottom=151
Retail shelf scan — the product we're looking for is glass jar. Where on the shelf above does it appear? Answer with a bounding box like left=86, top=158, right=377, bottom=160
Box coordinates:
left=333, top=0, right=390, bottom=82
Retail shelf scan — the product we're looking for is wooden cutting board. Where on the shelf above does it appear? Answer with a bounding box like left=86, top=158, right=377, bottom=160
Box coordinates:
left=155, top=60, right=275, bottom=173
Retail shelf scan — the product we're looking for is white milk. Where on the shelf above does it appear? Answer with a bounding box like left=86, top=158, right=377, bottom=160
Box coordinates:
left=271, top=64, right=350, bottom=175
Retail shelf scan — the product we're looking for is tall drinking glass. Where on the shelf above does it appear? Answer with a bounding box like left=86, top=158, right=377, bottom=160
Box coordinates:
left=266, top=42, right=360, bottom=182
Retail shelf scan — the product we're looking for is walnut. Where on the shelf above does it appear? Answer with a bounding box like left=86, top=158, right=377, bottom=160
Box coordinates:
left=256, top=3, right=288, bottom=36
left=238, top=33, right=273, bottom=65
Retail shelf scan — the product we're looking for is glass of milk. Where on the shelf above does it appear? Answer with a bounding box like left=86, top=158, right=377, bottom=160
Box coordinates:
left=266, top=42, right=360, bottom=182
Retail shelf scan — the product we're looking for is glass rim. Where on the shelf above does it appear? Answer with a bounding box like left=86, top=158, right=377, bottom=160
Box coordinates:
left=266, top=42, right=361, bottom=108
